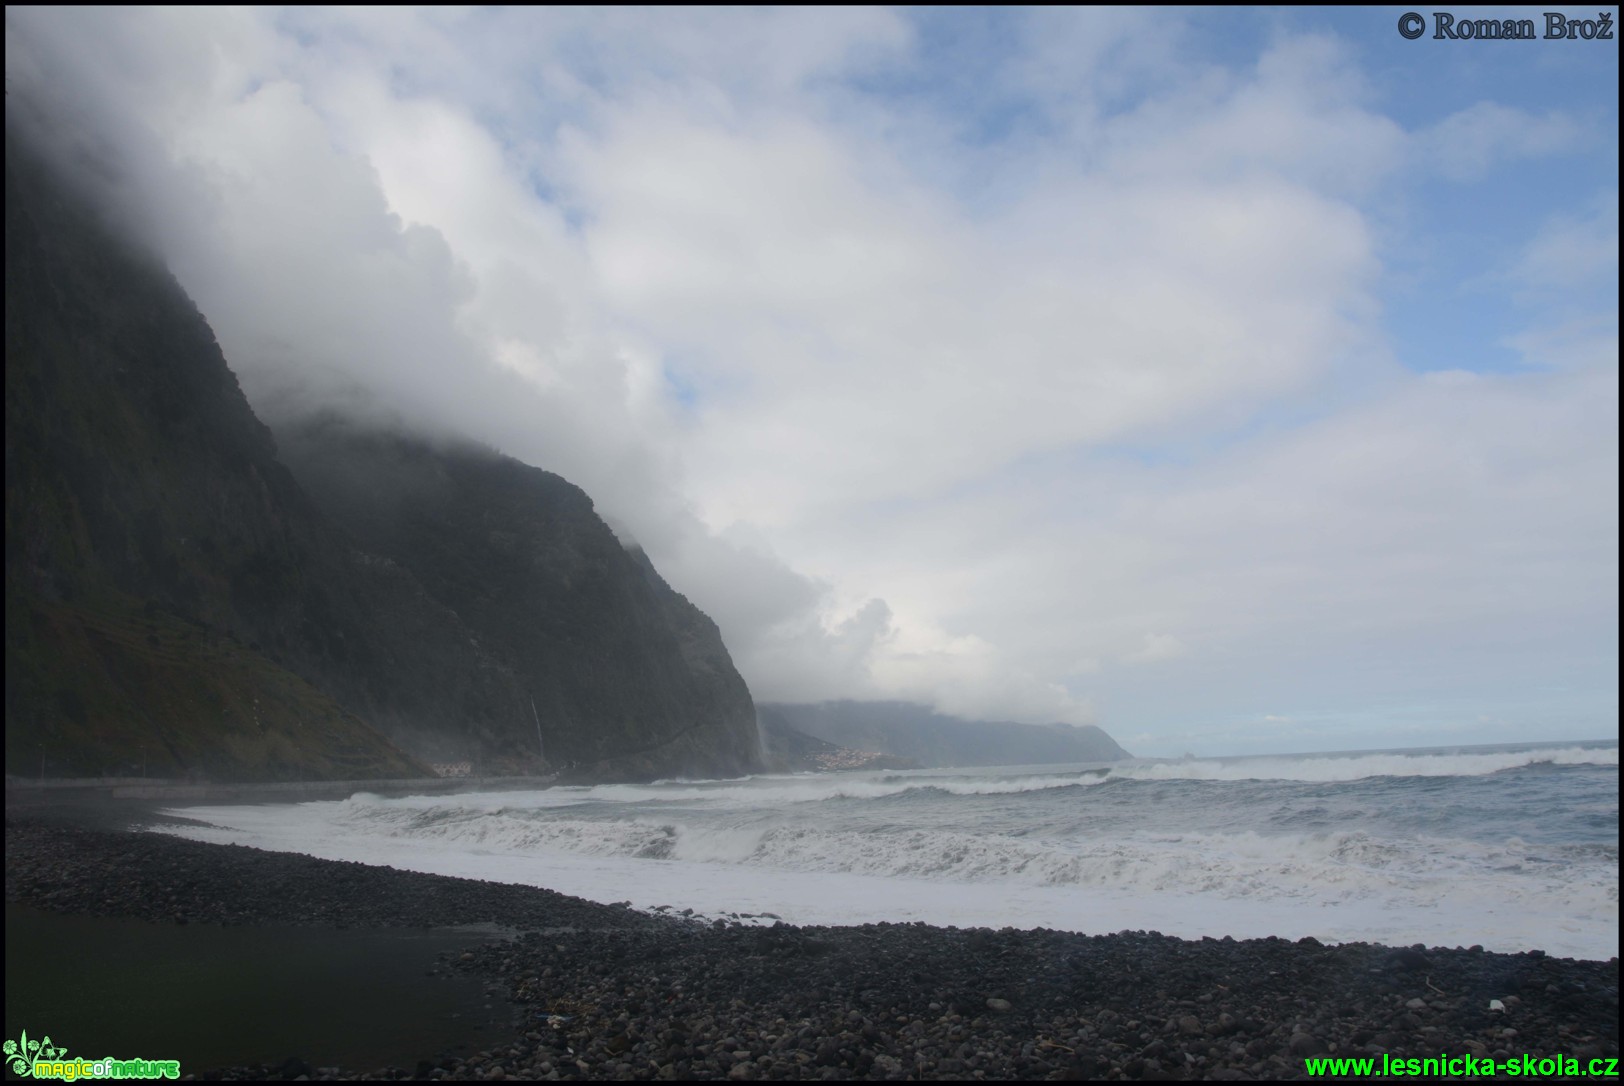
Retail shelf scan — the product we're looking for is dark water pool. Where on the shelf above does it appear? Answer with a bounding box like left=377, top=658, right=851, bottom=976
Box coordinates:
left=4, top=905, right=512, bottom=1074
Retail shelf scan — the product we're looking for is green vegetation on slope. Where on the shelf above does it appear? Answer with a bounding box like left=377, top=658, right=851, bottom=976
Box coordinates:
left=6, top=590, right=426, bottom=780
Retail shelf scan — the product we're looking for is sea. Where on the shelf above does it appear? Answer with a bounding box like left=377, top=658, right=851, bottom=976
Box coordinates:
left=159, top=740, right=1619, bottom=961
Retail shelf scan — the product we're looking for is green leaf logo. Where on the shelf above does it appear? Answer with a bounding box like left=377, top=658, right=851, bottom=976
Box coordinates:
left=4, top=1028, right=75, bottom=1077
left=6, top=1027, right=34, bottom=1077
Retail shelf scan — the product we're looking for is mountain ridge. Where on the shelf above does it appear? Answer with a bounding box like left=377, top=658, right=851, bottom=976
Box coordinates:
left=758, top=700, right=1131, bottom=767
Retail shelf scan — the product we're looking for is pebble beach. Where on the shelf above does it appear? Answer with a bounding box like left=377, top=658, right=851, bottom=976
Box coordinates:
left=5, top=814, right=1619, bottom=1080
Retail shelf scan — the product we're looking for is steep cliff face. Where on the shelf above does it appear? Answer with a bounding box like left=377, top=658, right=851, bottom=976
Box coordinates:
left=5, top=129, right=427, bottom=780
left=273, top=419, right=762, bottom=781
left=4, top=126, right=760, bottom=782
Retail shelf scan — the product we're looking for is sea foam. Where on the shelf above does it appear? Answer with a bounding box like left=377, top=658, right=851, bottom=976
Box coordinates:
left=158, top=742, right=1619, bottom=959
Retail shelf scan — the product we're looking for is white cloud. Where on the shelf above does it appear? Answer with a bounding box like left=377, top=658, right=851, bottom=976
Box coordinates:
left=1122, top=633, right=1188, bottom=665
left=1513, top=190, right=1618, bottom=296
left=1417, top=101, right=1583, bottom=182
left=5, top=8, right=1614, bottom=745
left=1502, top=190, right=1619, bottom=374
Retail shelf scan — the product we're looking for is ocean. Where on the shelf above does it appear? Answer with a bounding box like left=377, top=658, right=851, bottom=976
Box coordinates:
left=159, top=741, right=1619, bottom=961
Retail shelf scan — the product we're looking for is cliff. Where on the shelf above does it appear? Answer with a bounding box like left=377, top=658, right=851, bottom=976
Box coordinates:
left=3, top=125, right=760, bottom=782
left=271, top=418, right=762, bottom=781
left=758, top=701, right=1132, bottom=767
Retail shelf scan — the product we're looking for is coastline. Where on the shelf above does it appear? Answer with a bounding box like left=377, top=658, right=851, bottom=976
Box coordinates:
left=3, top=773, right=563, bottom=812
left=5, top=809, right=1618, bottom=1081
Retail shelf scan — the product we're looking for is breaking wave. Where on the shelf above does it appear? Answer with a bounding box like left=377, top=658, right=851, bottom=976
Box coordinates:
left=157, top=741, right=1618, bottom=959
left=355, top=745, right=1616, bottom=816
left=324, top=797, right=1617, bottom=912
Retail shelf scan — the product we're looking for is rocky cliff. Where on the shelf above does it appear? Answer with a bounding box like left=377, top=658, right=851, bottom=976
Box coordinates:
left=271, top=418, right=762, bottom=781
left=759, top=701, right=1131, bottom=767
left=4, top=126, right=760, bottom=782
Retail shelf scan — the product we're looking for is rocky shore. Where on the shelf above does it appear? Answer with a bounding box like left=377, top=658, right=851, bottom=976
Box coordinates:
left=6, top=817, right=1618, bottom=1080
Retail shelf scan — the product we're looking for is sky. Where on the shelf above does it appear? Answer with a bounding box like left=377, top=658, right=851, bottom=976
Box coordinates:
left=6, top=7, right=1617, bottom=757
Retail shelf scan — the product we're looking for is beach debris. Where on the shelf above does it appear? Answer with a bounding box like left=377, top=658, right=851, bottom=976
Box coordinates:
left=1489, top=999, right=1506, bottom=1012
